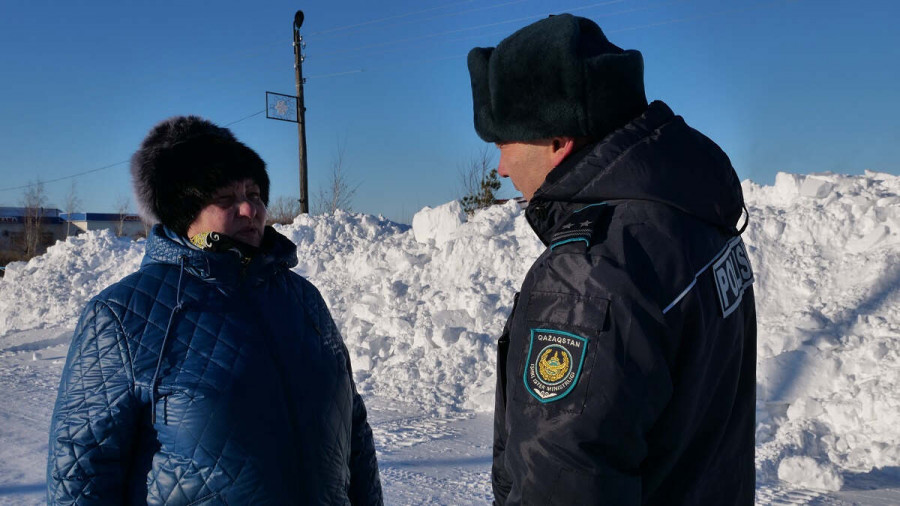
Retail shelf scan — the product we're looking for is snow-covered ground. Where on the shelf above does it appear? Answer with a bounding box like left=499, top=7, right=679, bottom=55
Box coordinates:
left=1, top=171, right=898, bottom=504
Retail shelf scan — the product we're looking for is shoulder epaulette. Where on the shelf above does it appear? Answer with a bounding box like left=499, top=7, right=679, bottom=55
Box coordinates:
left=549, top=203, right=609, bottom=250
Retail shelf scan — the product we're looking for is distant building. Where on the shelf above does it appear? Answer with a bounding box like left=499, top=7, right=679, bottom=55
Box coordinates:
left=60, top=213, right=145, bottom=238
left=0, top=207, right=67, bottom=255
left=0, top=207, right=143, bottom=262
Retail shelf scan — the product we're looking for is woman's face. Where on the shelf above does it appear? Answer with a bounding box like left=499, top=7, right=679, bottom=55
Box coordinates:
left=186, top=178, right=267, bottom=247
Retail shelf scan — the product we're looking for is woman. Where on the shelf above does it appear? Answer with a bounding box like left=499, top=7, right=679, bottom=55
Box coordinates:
left=47, top=116, right=383, bottom=505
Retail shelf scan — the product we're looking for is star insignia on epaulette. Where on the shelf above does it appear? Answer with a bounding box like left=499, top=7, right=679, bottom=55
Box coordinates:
left=548, top=203, right=609, bottom=251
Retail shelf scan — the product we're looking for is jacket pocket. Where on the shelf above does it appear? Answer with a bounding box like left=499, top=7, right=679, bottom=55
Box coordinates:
left=510, top=291, right=610, bottom=414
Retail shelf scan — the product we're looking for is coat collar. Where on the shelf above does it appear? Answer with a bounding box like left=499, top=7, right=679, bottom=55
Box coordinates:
left=142, top=224, right=298, bottom=286
left=526, top=101, right=745, bottom=244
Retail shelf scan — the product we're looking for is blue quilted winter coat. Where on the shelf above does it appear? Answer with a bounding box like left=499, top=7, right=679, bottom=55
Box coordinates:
left=47, top=225, right=383, bottom=505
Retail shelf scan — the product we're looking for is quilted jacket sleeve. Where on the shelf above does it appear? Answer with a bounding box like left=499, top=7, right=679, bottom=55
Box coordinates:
left=47, top=299, right=139, bottom=504
left=344, top=345, right=384, bottom=506
left=305, top=278, right=383, bottom=505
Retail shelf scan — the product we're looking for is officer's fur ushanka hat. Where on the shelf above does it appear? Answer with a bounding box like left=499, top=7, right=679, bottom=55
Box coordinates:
left=130, top=115, right=270, bottom=236
left=467, top=14, right=648, bottom=143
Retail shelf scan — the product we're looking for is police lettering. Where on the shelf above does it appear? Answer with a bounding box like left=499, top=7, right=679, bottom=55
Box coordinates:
left=712, top=239, right=754, bottom=318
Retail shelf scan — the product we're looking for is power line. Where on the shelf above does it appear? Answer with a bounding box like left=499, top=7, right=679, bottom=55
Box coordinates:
left=0, top=161, right=130, bottom=193
left=224, top=109, right=266, bottom=127
left=314, top=0, right=627, bottom=58
left=440, top=0, right=690, bottom=44
left=2, top=0, right=798, bottom=193
left=198, top=0, right=535, bottom=71
left=313, top=0, right=533, bottom=40
left=306, top=69, right=366, bottom=80
left=305, top=0, right=684, bottom=70
left=608, top=0, right=789, bottom=33
left=198, top=0, right=516, bottom=71
left=65, top=0, right=641, bottom=93
left=307, top=0, right=678, bottom=78
left=0, top=110, right=267, bottom=193
left=307, top=54, right=466, bottom=81
left=307, top=0, right=794, bottom=80
left=307, top=0, right=478, bottom=37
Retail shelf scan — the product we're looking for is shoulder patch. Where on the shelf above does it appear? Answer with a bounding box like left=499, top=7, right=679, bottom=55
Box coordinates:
left=549, top=203, right=608, bottom=250
left=712, top=238, right=754, bottom=317
left=523, top=328, right=588, bottom=403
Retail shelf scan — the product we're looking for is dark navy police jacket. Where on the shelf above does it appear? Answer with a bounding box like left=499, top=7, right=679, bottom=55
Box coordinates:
left=48, top=226, right=383, bottom=505
left=493, top=101, right=757, bottom=505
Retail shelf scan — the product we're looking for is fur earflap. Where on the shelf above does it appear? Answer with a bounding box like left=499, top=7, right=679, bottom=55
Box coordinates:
left=467, top=14, right=648, bottom=143
left=130, top=116, right=269, bottom=236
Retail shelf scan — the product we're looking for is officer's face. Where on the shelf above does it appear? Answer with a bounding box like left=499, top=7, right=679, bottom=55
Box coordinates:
left=495, top=140, right=557, bottom=201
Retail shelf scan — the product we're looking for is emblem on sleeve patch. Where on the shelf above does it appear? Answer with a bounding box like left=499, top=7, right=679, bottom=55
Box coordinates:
left=523, top=328, right=588, bottom=403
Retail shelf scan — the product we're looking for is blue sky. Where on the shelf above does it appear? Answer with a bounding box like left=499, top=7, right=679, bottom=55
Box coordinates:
left=0, top=0, right=897, bottom=223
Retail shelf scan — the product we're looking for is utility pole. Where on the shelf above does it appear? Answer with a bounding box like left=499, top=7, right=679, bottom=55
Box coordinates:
left=293, top=10, right=309, bottom=214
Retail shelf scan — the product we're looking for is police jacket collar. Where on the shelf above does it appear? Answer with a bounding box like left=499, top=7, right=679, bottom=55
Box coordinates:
left=142, top=224, right=299, bottom=286
left=526, top=100, right=745, bottom=244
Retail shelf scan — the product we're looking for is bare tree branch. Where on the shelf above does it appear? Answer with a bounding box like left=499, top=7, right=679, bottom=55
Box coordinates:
left=64, top=181, right=81, bottom=237
left=115, top=195, right=130, bottom=237
left=266, top=196, right=302, bottom=225
left=314, top=139, right=359, bottom=215
left=22, top=179, right=47, bottom=257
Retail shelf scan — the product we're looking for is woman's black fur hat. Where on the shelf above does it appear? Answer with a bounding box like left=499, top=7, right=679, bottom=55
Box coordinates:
left=467, top=14, right=648, bottom=143
left=130, top=116, right=270, bottom=236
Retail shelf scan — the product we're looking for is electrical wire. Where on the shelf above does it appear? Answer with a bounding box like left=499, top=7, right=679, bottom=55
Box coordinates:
left=307, top=0, right=676, bottom=77
left=308, top=0, right=794, bottom=79
left=312, top=0, right=533, bottom=39
left=305, top=69, right=366, bottom=80
left=307, top=0, right=479, bottom=37
left=304, top=0, right=684, bottom=69
left=0, top=161, right=130, bottom=193
left=179, top=0, right=520, bottom=71
left=307, top=54, right=466, bottom=80
left=58, top=0, right=648, bottom=88
left=2, top=0, right=798, bottom=192
left=440, top=0, right=689, bottom=44
left=0, top=110, right=268, bottom=193
left=608, top=0, right=788, bottom=33
left=224, top=109, right=266, bottom=127
left=314, top=0, right=627, bottom=58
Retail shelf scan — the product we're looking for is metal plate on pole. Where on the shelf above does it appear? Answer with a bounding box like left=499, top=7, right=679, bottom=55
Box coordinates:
left=265, top=91, right=299, bottom=123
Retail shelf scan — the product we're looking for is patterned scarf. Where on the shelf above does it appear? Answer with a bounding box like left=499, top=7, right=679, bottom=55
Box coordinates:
left=190, top=231, right=256, bottom=265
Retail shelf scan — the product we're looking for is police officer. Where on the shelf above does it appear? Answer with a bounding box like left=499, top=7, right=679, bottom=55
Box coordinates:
left=467, top=14, right=757, bottom=505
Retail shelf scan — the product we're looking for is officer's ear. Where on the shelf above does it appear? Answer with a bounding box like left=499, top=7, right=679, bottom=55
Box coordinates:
left=549, top=137, right=577, bottom=166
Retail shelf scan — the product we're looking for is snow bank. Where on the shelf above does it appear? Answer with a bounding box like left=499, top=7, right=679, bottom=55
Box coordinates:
left=1, top=171, right=899, bottom=492
left=777, top=456, right=844, bottom=491
left=743, top=171, right=900, bottom=489
left=0, top=203, right=543, bottom=415
left=0, top=229, right=145, bottom=334
left=411, top=200, right=466, bottom=246
left=279, top=204, right=542, bottom=414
